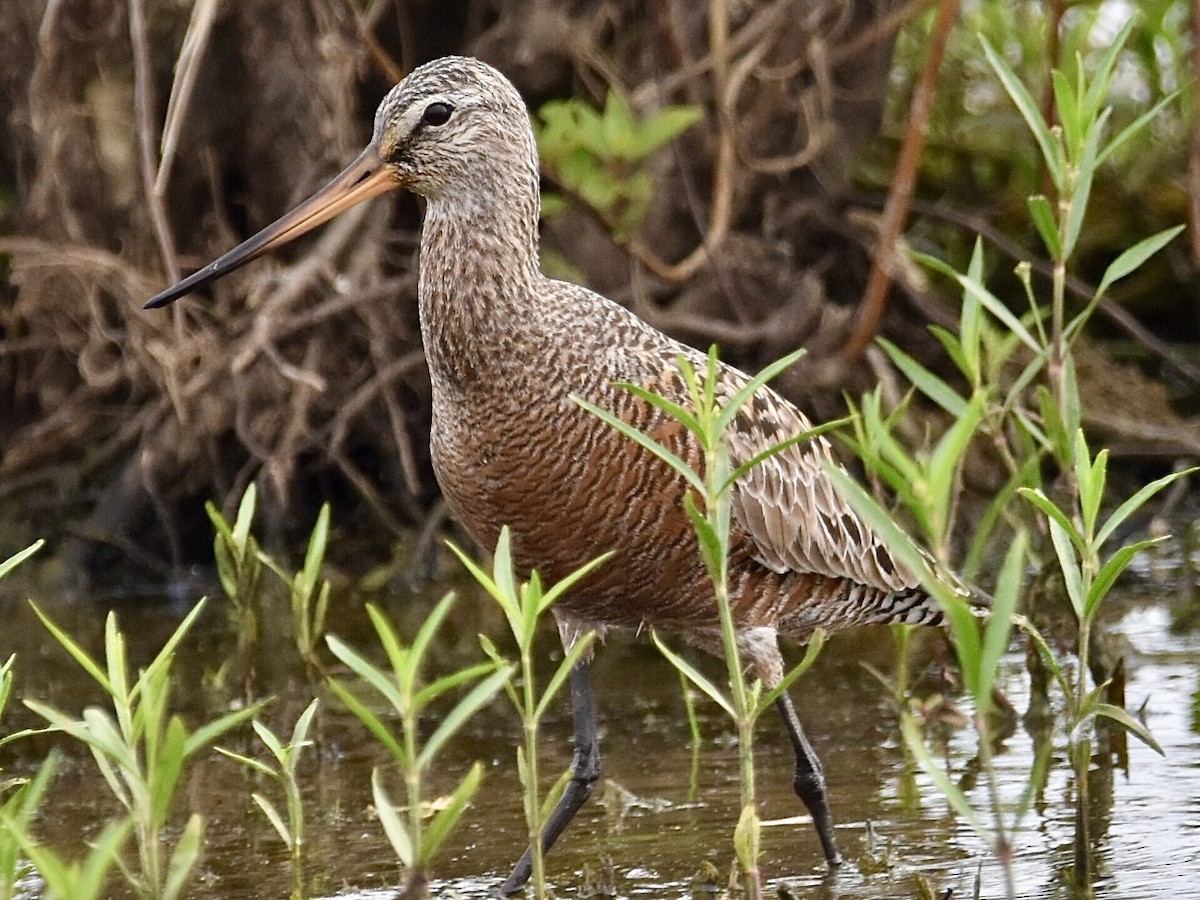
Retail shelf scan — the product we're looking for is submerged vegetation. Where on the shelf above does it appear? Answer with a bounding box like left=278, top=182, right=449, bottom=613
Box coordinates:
left=1, top=2, right=1198, bottom=899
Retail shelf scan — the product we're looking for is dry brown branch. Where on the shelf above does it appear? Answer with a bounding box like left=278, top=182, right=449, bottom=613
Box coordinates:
left=842, top=0, right=959, bottom=361
left=156, top=0, right=220, bottom=197
left=128, top=0, right=180, bottom=285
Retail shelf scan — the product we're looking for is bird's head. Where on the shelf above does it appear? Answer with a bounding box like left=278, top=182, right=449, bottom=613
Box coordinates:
left=146, top=56, right=532, bottom=309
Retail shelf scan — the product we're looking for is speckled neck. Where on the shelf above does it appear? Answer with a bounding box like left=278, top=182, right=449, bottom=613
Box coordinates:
left=416, top=133, right=544, bottom=392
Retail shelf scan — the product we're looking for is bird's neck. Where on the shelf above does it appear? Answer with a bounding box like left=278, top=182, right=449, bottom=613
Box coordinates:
left=418, top=186, right=543, bottom=390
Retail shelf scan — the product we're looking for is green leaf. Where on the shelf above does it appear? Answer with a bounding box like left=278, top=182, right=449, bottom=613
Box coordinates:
left=422, top=761, right=484, bottom=862
left=722, top=419, right=848, bottom=495
left=1094, top=702, right=1163, bottom=756
left=879, top=339, right=966, bottom=416
left=612, top=380, right=704, bottom=438
left=296, top=502, right=330, bottom=602
left=539, top=552, right=614, bottom=612
left=162, top=813, right=204, bottom=900
left=976, top=532, right=1027, bottom=706
left=1095, top=225, right=1185, bottom=300
left=1027, top=194, right=1061, bottom=259
left=652, top=632, right=734, bottom=718
left=758, top=629, right=826, bottom=712
left=957, top=274, right=1040, bottom=353
left=371, top=769, right=413, bottom=867
left=1096, top=91, right=1178, bottom=168
left=1095, top=466, right=1197, bottom=549
left=232, top=483, right=257, bottom=555
left=1047, top=515, right=1085, bottom=620
left=326, top=634, right=408, bottom=717
left=1017, top=487, right=1084, bottom=552
left=252, top=793, right=292, bottom=846
left=151, top=717, right=188, bottom=828
left=533, top=634, right=596, bottom=722
left=573, top=394, right=705, bottom=494
left=0, top=540, right=43, bottom=581
left=901, top=716, right=985, bottom=835
left=215, top=747, right=278, bottom=780
left=713, top=348, right=807, bottom=436
left=418, top=664, right=512, bottom=769
left=981, top=37, right=1060, bottom=184
left=1087, top=537, right=1165, bottom=621
left=28, top=602, right=113, bottom=694
left=326, top=677, right=405, bottom=762
left=182, top=702, right=263, bottom=759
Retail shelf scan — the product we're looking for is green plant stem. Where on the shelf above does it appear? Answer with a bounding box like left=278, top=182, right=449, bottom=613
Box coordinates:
left=521, top=642, right=547, bottom=898
left=702, top=438, right=762, bottom=898
left=404, top=709, right=424, bottom=876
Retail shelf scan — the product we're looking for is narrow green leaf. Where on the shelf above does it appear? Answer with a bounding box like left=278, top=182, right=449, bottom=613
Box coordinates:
left=1087, top=538, right=1165, bottom=620
left=1097, top=92, right=1179, bottom=168
left=573, top=395, right=705, bottom=494
left=300, top=502, right=331, bottom=593
left=252, top=793, right=292, bottom=846
left=151, top=717, right=188, bottom=828
left=956, top=274, right=1040, bottom=352
left=1095, top=225, right=1185, bottom=300
left=214, top=747, right=279, bottom=780
left=182, top=702, right=263, bottom=759
left=879, top=339, right=966, bottom=416
left=418, top=665, right=512, bottom=769
left=1027, top=195, right=1061, bottom=258
left=162, top=813, right=204, bottom=900
left=231, top=483, right=257, bottom=554
left=414, top=660, right=500, bottom=708
left=326, top=634, right=408, bottom=716
left=1095, top=467, right=1197, bottom=549
left=1094, top=702, right=1164, bottom=756
left=758, top=629, right=826, bottom=712
left=326, top=678, right=405, bottom=762
left=28, top=602, right=113, bottom=694
left=652, top=632, right=735, bottom=718
left=1017, top=487, right=1084, bottom=551
left=534, top=634, right=596, bottom=722
left=901, top=716, right=986, bottom=836
left=290, top=697, right=320, bottom=749
left=0, top=540, right=43, bottom=581
left=405, top=593, right=458, bottom=689
left=612, top=381, right=705, bottom=437
left=371, top=769, right=414, bottom=867
left=422, top=761, right=484, bottom=862
left=981, top=37, right=1060, bottom=183
left=1047, top=516, right=1086, bottom=620
left=976, top=532, right=1027, bottom=705
left=539, top=552, right=614, bottom=612
left=722, top=419, right=848, bottom=496
left=714, top=348, right=807, bottom=436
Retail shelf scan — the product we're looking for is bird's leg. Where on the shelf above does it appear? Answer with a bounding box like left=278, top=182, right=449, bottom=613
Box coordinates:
left=500, top=658, right=602, bottom=895
left=775, top=690, right=842, bottom=866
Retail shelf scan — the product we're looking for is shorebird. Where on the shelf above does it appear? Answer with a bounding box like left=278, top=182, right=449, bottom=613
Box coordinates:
left=147, top=56, right=942, bottom=891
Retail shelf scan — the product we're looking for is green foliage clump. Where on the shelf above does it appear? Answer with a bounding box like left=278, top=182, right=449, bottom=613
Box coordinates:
left=536, top=92, right=701, bottom=241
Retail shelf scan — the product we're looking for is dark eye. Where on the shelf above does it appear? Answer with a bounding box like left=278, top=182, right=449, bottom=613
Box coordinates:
left=422, top=102, right=453, bottom=127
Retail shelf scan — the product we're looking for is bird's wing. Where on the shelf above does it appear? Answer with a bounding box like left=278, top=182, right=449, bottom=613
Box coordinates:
left=712, top=362, right=919, bottom=594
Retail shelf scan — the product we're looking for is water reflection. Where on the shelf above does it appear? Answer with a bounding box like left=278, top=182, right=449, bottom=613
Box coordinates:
left=1, top=573, right=1198, bottom=899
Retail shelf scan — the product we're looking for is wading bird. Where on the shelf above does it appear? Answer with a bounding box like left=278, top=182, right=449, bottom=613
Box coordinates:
left=147, top=56, right=943, bottom=892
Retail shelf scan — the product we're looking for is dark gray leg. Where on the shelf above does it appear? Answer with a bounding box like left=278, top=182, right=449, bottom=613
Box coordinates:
left=775, top=691, right=842, bottom=866
left=501, top=660, right=602, bottom=895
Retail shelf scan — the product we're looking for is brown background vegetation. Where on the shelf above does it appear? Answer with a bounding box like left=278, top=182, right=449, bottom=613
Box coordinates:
left=0, top=0, right=1194, bottom=586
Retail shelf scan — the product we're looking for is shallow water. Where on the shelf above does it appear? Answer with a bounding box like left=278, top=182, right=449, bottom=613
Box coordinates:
left=1, top=561, right=1198, bottom=899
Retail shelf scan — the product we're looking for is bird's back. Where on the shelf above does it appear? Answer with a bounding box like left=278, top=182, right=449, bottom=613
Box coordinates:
left=426, top=276, right=940, bottom=651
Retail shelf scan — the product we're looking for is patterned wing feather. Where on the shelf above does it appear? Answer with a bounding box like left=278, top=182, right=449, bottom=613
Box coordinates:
left=716, top=367, right=918, bottom=594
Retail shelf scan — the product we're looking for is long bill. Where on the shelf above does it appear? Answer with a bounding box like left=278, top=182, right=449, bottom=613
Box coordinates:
left=145, top=144, right=398, bottom=309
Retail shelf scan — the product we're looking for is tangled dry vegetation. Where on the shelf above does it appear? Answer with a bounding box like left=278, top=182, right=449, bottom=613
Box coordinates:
left=2, top=0, right=932, bottom=581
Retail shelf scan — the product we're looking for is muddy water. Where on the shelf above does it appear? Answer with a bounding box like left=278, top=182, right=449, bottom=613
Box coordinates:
left=1, top=565, right=1198, bottom=899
